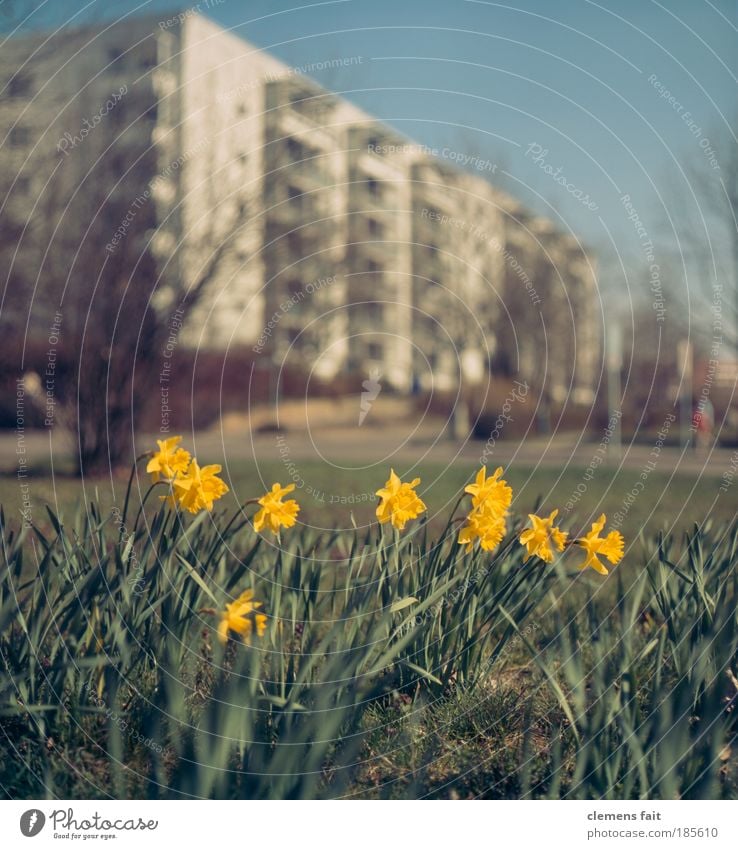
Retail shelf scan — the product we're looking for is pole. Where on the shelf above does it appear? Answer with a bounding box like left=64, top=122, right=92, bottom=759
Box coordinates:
left=677, top=339, right=693, bottom=448
left=606, top=324, right=622, bottom=460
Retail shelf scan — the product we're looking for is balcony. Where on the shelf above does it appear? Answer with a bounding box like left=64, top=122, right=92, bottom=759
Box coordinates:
left=413, top=249, right=453, bottom=287
left=264, top=179, right=325, bottom=224
left=266, top=155, right=333, bottom=195
left=349, top=177, right=393, bottom=212
left=346, top=238, right=397, bottom=267
left=412, top=205, right=458, bottom=242
left=263, top=220, right=341, bottom=270
left=264, top=210, right=332, bottom=244
left=265, top=80, right=338, bottom=147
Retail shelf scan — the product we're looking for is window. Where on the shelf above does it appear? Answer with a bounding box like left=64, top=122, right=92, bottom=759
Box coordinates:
left=107, top=47, right=127, bottom=68
left=9, top=126, right=29, bottom=147
left=285, top=279, right=304, bottom=312
left=287, top=185, right=304, bottom=204
left=286, top=232, right=302, bottom=254
left=366, top=259, right=382, bottom=274
left=106, top=152, right=129, bottom=176
left=367, top=217, right=382, bottom=237
left=15, top=175, right=30, bottom=195
left=286, top=137, right=304, bottom=160
left=367, top=342, right=383, bottom=360
left=138, top=47, right=157, bottom=71
left=111, top=101, right=128, bottom=127
left=366, top=177, right=381, bottom=197
left=8, top=74, right=33, bottom=97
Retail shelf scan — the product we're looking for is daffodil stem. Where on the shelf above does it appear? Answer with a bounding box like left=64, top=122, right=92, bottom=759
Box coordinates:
left=221, top=498, right=260, bottom=539
left=120, top=452, right=151, bottom=532
left=443, top=494, right=468, bottom=537
left=131, top=481, right=167, bottom=535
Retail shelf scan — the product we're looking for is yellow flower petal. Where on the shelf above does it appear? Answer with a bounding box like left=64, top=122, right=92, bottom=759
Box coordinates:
left=253, top=483, right=300, bottom=535
left=602, top=531, right=625, bottom=564
left=518, top=509, right=567, bottom=563
left=464, top=466, right=512, bottom=513
left=458, top=506, right=506, bottom=553
left=147, top=436, right=191, bottom=483
left=169, top=458, right=229, bottom=513
left=218, top=588, right=266, bottom=643
left=375, top=470, right=426, bottom=531
left=575, top=514, right=624, bottom=574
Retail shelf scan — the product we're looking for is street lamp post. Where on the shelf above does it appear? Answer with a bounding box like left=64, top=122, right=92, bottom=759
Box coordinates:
left=606, top=324, right=622, bottom=460
left=677, top=339, right=693, bottom=448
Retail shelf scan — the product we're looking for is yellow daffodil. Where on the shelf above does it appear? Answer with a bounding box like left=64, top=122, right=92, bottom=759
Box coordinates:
left=519, top=508, right=568, bottom=563
left=217, top=589, right=267, bottom=644
left=465, top=466, right=512, bottom=514
left=253, top=483, right=300, bottom=534
left=375, top=469, right=427, bottom=531
left=575, top=514, right=625, bottom=575
left=146, top=435, right=191, bottom=483
left=458, top=506, right=507, bottom=552
left=170, top=459, right=229, bottom=513
left=457, top=466, right=512, bottom=553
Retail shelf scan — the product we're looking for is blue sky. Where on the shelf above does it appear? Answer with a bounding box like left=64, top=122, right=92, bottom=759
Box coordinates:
left=7, top=0, right=737, bottom=302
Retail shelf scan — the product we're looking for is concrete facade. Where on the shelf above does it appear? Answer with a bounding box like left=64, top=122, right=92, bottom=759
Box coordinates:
left=1, top=11, right=600, bottom=404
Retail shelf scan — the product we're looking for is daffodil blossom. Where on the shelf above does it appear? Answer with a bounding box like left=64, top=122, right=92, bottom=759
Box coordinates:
left=253, top=483, right=300, bottom=534
left=575, top=514, right=624, bottom=575
left=519, top=509, right=568, bottom=563
left=375, top=469, right=427, bottom=531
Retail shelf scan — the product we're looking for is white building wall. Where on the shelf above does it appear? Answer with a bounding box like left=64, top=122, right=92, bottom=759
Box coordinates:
left=0, top=11, right=600, bottom=402
left=174, top=14, right=283, bottom=348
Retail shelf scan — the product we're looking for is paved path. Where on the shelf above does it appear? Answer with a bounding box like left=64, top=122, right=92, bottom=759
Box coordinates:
left=210, top=424, right=737, bottom=478
left=3, top=421, right=736, bottom=480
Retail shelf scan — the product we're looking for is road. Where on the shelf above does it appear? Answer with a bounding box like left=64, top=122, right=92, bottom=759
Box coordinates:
left=3, top=414, right=737, bottom=481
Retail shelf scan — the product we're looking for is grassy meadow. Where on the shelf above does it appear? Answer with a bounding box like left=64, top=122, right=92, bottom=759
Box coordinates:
left=3, top=458, right=732, bottom=537
left=0, top=451, right=736, bottom=799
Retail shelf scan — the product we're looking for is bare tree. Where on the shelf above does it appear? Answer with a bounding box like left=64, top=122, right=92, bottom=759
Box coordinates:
left=666, top=113, right=738, bottom=349
left=52, top=169, right=247, bottom=474
left=1, top=93, right=249, bottom=476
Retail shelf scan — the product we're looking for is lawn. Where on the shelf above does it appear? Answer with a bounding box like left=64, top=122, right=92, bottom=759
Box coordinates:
left=1, top=450, right=737, bottom=800
left=3, top=459, right=731, bottom=540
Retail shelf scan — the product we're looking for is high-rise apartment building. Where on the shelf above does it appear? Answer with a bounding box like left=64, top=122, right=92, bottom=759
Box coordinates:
left=1, top=11, right=600, bottom=404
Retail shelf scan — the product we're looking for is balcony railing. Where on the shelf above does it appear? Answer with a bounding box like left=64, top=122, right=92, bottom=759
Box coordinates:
left=349, top=183, right=390, bottom=211
left=412, top=248, right=451, bottom=283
